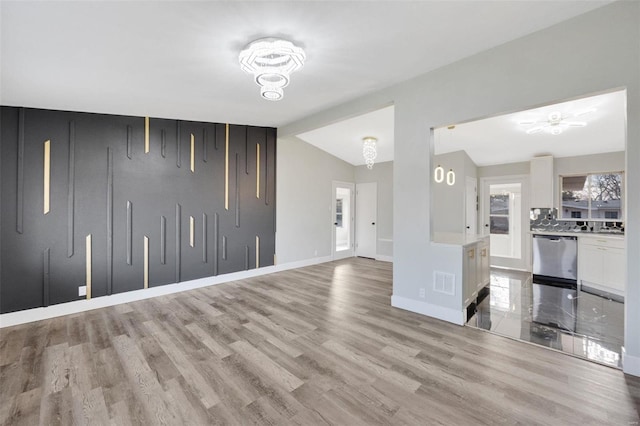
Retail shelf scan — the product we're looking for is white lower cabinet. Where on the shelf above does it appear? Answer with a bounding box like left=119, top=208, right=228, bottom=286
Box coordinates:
left=463, top=246, right=477, bottom=307
left=478, top=240, right=490, bottom=291
left=578, top=236, right=625, bottom=296
left=462, top=237, right=490, bottom=307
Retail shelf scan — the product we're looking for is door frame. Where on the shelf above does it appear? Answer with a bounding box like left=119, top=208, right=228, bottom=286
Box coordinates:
left=332, top=181, right=355, bottom=260
left=480, top=174, right=531, bottom=271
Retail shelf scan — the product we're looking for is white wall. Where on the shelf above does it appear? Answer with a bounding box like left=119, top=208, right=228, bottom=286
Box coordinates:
left=355, top=161, right=393, bottom=258
left=280, top=2, right=640, bottom=375
left=275, top=136, right=354, bottom=264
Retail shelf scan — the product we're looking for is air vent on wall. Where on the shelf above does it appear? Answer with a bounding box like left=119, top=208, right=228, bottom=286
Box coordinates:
left=433, top=271, right=455, bottom=296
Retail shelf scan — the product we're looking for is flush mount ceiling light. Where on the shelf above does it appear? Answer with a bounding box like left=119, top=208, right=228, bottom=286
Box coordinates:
left=362, top=136, right=378, bottom=169
left=238, top=38, right=306, bottom=101
left=519, top=109, right=595, bottom=135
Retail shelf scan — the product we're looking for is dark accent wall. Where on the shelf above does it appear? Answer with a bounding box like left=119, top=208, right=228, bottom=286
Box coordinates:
left=0, top=107, right=276, bottom=314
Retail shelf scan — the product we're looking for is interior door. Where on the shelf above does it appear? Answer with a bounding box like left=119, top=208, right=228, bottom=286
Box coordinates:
left=465, top=177, right=478, bottom=235
left=332, top=182, right=355, bottom=260
left=481, top=176, right=530, bottom=271
left=356, top=182, right=377, bottom=259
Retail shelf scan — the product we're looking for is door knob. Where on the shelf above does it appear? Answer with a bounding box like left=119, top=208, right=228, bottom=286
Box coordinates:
left=334, top=222, right=338, bottom=225
left=466, top=226, right=470, bottom=229
left=371, top=222, right=376, bottom=225
left=484, top=224, right=489, bottom=227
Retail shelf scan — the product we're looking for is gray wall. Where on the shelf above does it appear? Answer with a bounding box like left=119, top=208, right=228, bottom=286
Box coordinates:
left=432, top=150, right=477, bottom=234
left=478, top=161, right=529, bottom=178
left=275, top=136, right=354, bottom=264
left=280, top=2, right=640, bottom=374
left=355, top=160, right=393, bottom=258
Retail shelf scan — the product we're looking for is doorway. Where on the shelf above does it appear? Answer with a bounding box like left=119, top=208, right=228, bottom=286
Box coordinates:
left=480, top=176, right=530, bottom=271
left=356, top=182, right=377, bottom=258
left=332, top=182, right=355, bottom=259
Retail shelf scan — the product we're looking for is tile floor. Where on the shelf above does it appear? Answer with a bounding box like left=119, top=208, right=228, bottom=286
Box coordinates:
left=467, top=268, right=624, bottom=368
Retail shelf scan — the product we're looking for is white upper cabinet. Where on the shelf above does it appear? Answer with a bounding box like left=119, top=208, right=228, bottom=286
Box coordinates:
left=530, top=156, right=554, bottom=209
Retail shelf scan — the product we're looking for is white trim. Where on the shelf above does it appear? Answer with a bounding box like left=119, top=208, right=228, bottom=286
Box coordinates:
left=622, top=347, right=640, bottom=377
left=0, top=255, right=334, bottom=328
left=375, top=255, right=393, bottom=262
left=391, top=294, right=464, bottom=325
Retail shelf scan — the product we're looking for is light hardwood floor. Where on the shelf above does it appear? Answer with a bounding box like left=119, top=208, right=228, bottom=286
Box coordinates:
left=1, top=258, right=639, bottom=425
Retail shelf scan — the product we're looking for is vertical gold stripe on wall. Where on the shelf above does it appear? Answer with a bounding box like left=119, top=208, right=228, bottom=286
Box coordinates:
left=143, top=236, right=149, bottom=289
left=190, top=216, right=195, bottom=247
left=85, top=234, right=92, bottom=299
left=256, top=143, right=260, bottom=198
left=225, top=124, right=229, bottom=210
left=44, top=140, right=51, bottom=214
left=190, top=133, right=195, bottom=173
left=256, top=236, right=260, bottom=268
left=144, top=116, right=150, bottom=153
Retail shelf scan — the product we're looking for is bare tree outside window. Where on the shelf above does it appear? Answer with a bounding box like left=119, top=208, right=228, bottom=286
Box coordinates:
left=561, top=172, right=623, bottom=220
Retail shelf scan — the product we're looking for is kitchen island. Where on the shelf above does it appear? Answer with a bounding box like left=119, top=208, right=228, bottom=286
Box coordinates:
left=432, top=232, right=490, bottom=319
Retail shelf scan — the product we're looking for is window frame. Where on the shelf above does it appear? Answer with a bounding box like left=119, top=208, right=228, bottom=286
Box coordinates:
left=559, top=171, right=624, bottom=222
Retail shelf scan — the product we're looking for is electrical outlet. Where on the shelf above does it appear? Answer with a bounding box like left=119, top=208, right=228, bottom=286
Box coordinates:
left=78, top=286, right=86, bottom=297
left=419, top=288, right=426, bottom=298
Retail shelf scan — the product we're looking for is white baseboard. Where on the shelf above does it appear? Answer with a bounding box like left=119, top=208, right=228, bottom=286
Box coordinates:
left=0, top=255, right=334, bottom=328
left=375, top=255, right=393, bottom=263
left=622, top=347, right=640, bottom=377
left=391, top=295, right=464, bottom=326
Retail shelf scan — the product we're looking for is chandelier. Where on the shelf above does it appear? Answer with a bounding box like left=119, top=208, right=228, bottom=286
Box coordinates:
left=519, top=110, right=593, bottom=135
left=362, top=137, right=378, bottom=169
left=238, top=38, right=306, bottom=101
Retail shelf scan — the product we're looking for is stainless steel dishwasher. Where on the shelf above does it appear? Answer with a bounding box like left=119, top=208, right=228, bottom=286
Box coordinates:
left=532, top=234, right=578, bottom=284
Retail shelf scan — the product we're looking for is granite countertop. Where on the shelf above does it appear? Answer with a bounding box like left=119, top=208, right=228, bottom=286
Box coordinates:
left=432, top=232, right=490, bottom=247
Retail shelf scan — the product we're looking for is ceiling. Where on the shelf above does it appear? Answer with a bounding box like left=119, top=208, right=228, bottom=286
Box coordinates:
left=0, top=1, right=611, bottom=129
left=434, top=90, right=626, bottom=167
left=297, top=106, right=394, bottom=167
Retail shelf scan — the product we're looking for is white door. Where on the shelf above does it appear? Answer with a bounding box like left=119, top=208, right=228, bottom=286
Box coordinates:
left=465, top=177, right=477, bottom=235
left=332, top=182, right=355, bottom=259
left=356, top=182, right=377, bottom=258
left=480, top=176, right=530, bottom=271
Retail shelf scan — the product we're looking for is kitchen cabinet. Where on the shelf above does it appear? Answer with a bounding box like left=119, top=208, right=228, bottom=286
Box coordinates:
left=578, top=236, right=625, bottom=297
left=462, top=237, right=491, bottom=307
left=463, top=246, right=478, bottom=307
left=478, top=239, right=490, bottom=291
left=530, top=156, right=554, bottom=208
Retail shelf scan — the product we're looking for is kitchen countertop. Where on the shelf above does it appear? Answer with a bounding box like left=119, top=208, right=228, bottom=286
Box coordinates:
left=432, top=232, right=489, bottom=247
left=529, top=230, right=624, bottom=239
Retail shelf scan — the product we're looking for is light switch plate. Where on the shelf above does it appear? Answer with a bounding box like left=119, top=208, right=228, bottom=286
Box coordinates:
left=78, top=286, right=87, bottom=297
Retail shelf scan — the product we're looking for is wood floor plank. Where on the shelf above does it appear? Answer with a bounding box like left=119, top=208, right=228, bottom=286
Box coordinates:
left=1, top=258, right=638, bottom=425
left=111, top=334, right=181, bottom=425
left=229, top=340, right=304, bottom=392
left=144, top=321, right=220, bottom=409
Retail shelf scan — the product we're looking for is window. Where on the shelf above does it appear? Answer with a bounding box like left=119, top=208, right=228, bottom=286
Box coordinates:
left=560, top=172, right=623, bottom=220
left=335, top=199, right=343, bottom=227
left=489, top=194, right=509, bottom=235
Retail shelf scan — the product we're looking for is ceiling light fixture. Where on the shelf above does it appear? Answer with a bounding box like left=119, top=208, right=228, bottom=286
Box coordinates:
left=362, top=136, right=378, bottom=169
left=519, top=109, right=593, bottom=136
left=238, top=37, right=306, bottom=101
